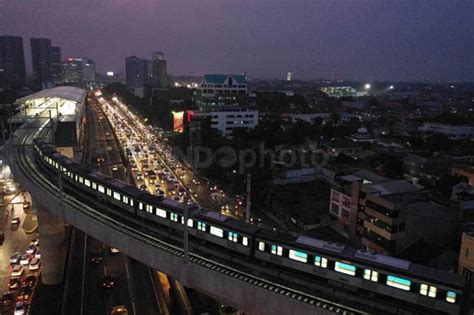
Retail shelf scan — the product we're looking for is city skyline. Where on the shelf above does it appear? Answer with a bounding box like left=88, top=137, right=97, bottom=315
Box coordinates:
left=1, top=0, right=473, bottom=82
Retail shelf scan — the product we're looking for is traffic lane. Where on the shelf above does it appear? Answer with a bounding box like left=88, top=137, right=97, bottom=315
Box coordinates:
left=82, top=236, right=107, bottom=315
left=128, top=258, right=164, bottom=315
left=61, top=228, right=89, bottom=315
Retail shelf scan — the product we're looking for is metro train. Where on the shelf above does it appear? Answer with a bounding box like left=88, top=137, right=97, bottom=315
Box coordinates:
left=33, top=138, right=469, bottom=314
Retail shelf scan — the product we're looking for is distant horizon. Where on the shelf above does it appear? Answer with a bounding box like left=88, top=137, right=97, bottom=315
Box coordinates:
left=1, top=0, right=472, bottom=83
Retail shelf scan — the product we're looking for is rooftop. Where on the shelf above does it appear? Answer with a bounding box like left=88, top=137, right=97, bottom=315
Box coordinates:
left=203, top=74, right=247, bottom=85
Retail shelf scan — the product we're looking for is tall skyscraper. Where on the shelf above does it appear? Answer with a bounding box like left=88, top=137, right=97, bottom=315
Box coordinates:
left=0, top=35, right=26, bottom=89
left=125, top=56, right=148, bottom=97
left=151, top=51, right=168, bottom=90
left=50, top=46, right=62, bottom=84
left=31, top=38, right=53, bottom=88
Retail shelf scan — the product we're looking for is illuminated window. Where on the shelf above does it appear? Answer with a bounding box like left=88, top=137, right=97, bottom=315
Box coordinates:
left=446, top=291, right=456, bottom=303
left=130, top=199, right=134, bottom=206
left=258, top=241, right=265, bottom=251
left=106, top=189, right=112, bottom=196
left=113, top=192, right=121, bottom=201
left=420, top=284, right=437, bottom=298
left=170, top=213, right=178, bottom=222
left=92, top=182, right=97, bottom=189
left=335, top=262, right=356, bottom=276
left=210, top=226, right=224, bottom=238
left=197, top=221, right=206, bottom=231
left=228, top=232, right=238, bottom=242
left=314, top=256, right=328, bottom=268
left=271, top=245, right=283, bottom=256
left=156, top=208, right=166, bottom=218
left=242, top=237, right=248, bottom=246
left=363, top=269, right=378, bottom=282
left=123, top=196, right=129, bottom=204
left=386, top=275, right=411, bottom=291
left=98, top=185, right=105, bottom=193
left=289, top=250, right=308, bottom=263
left=139, top=202, right=143, bottom=210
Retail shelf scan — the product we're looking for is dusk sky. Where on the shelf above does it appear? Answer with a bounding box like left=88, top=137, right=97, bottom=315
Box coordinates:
left=1, top=0, right=473, bottom=81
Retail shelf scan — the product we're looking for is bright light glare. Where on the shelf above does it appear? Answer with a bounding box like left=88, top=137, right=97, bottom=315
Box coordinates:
left=389, top=85, right=394, bottom=90
left=364, top=84, right=371, bottom=89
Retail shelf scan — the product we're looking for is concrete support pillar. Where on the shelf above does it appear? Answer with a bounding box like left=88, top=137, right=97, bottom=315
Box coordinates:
left=36, top=204, right=67, bottom=285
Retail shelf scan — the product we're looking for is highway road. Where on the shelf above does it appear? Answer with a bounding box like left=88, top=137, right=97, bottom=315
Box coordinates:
left=62, top=97, right=165, bottom=315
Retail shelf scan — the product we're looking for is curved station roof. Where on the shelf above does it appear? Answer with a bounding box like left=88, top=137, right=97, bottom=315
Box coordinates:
left=17, top=86, right=87, bottom=104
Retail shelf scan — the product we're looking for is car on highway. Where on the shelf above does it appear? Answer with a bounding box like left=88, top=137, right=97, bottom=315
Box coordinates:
left=20, top=254, right=30, bottom=266
left=1, top=292, right=15, bottom=307
left=16, top=287, right=32, bottom=303
left=14, top=301, right=26, bottom=315
left=30, top=239, right=39, bottom=246
left=23, top=275, right=36, bottom=287
left=178, top=187, right=186, bottom=196
left=8, top=278, right=20, bottom=290
left=22, top=202, right=29, bottom=210
left=11, top=217, right=20, bottom=225
left=29, top=257, right=40, bottom=271
left=136, top=172, right=143, bottom=180
left=192, top=179, right=201, bottom=185
left=10, top=253, right=21, bottom=265
left=101, top=275, right=116, bottom=289
left=112, top=165, right=119, bottom=171
left=34, top=251, right=41, bottom=259
left=106, top=146, right=113, bottom=151
left=11, top=265, right=24, bottom=278
left=110, top=247, right=120, bottom=254
left=111, top=305, right=128, bottom=315
left=90, top=256, right=103, bottom=265
left=26, top=245, right=36, bottom=255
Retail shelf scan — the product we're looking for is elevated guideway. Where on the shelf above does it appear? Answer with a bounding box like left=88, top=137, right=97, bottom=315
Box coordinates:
left=4, top=118, right=362, bottom=314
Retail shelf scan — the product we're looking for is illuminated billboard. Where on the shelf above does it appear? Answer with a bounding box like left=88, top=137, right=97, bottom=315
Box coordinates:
left=173, top=111, right=184, bottom=133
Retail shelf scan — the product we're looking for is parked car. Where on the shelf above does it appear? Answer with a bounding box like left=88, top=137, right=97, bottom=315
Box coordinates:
left=10, top=253, right=20, bottom=265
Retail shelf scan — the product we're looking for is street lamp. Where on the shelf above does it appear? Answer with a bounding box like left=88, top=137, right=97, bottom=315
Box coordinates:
left=364, top=83, right=371, bottom=90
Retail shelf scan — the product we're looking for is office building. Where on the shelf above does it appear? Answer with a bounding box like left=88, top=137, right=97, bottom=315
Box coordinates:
left=62, top=57, right=96, bottom=87
left=50, top=46, right=62, bottom=84
left=31, top=38, right=53, bottom=89
left=419, top=121, right=474, bottom=140
left=151, top=51, right=168, bottom=91
left=190, top=109, right=258, bottom=138
left=0, top=35, right=26, bottom=89
left=125, top=56, right=148, bottom=97
left=194, top=74, right=248, bottom=109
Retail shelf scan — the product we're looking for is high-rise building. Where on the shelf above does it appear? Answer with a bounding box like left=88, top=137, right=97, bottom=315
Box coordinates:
left=125, top=56, right=148, bottom=96
left=287, top=71, right=293, bottom=81
left=50, top=46, right=62, bottom=84
left=151, top=51, right=168, bottom=90
left=31, top=38, right=53, bottom=88
left=0, top=35, right=26, bottom=90
left=62, top=57, right=96, bottom=87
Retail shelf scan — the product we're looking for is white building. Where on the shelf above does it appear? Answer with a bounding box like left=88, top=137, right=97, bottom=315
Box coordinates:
left=195, top=74, right=248, bottom=109
left=192, top=109, right=258, bottom=138
left=419, top=122, right=474, bottom=140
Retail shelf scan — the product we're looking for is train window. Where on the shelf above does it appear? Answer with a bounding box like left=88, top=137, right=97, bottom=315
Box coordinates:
left=130, top=199, right=134, bottom=206
left=92, top=182, right=97, bottom=189
left=79, top=176, right=84, bottom=184
left=106, top=189, right=112, bottom=197
left=258, top=241, right=265, bottom=251
left=171, top=213, right=178, bottom=222
left=446, top=291, right=456, bottom=303
left=146, top=205, right=153, bottom=213
left=98, top=185, right=105, bottom=193
left=289, top=250, right=308, bottom=263
left=113, top=192, right=121, bottom=201
left=197, top=221, right=206, bottom=231
left=335, top=262, right=356, bottom=276
left=84, top=179, right=91, bottom=187
left=271, top=245, right=283, bottom=256
left=386, top=275, right=411, bottom=291
left=139, top=202, right=143, bottom=210
left=228, top=232, right=238, bottom=242
left=210, top=226, right=224, bottom=238
left=314, top=256, right=328, bottom=268
left=187, top=219, right=193, bottom=227
left=123, top=196, right=129, bottom=204
left=363, top=269, right=378, bottom=282
left=420, top=284, right=437, bottom=298
left=242, top=237, right=248, bottom=247
left=156, top=208, right=167, bottom=218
